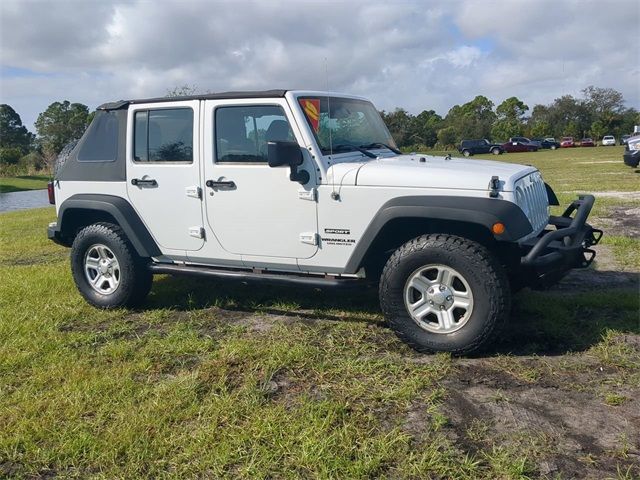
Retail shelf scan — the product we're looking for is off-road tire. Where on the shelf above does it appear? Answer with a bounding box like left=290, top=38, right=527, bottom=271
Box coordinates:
left=379, top=234, right=510, bottom=355
left=71, top=223, right=153, bottom=308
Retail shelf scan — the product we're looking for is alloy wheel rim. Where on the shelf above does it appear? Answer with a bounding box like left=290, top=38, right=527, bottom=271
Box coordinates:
left=403, top=264, right=474, bottom=334
left=84, top=244, right=121, bottom=295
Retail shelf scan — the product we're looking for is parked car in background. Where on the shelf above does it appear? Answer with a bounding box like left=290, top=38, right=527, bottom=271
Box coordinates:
left=560, top=137, right=575, bottom=148
left=501, top=139, right=538, bottom=153
left=620, top=134, right=631, bottom=145
left=580, top=138, right=595, bottom=147
left=458, top=139, right=504, bottom=156
left=532, top=137, right=560, bottom=150
left=623, top=134, right=640, bottom=167
left=509, top=136, right=541, bottom=148
left=601, top=135, right=616, bottom=146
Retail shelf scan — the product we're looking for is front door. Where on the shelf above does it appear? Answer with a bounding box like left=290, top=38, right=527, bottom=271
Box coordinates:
left=126, top=100, right=204, bottom=252
left=202, top=99, right=318, bottom=259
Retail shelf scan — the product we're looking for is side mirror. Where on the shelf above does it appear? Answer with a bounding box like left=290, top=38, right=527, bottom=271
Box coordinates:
left=267, top=141, right=309, bottom=184
left=268, top=141, right=303, bottom=168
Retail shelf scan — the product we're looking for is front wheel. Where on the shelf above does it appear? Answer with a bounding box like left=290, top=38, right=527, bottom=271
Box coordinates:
left=491, top=148, right=501, bottom=155
left=462, top=149, right=471, bottom=157
left=550, top=145, right=557, bottom=150
left=379, top=234, right=510, bottom=355
left=71, top=223, right=153, bottom=308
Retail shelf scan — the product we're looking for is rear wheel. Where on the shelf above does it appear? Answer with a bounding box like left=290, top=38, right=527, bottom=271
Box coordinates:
left=491, top=147, right=501, bottom=155
left=462, top=149, right=471, bottom=157
left=379, top=234, right=510, bottom=355
left=550, top=145, right=557, bottom=150
left=71, top=223, right=152, bottom=308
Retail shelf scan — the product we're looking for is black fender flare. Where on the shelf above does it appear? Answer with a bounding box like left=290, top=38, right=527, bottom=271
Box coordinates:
left=343, top=196, right=532, bottom=274
left=57, top=194, right=161, bottom=258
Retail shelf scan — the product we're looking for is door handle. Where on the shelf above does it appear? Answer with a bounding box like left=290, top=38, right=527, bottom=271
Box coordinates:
left=131, top=178, right=158, bottom=187
left=206, top=180, right=236, bottom=189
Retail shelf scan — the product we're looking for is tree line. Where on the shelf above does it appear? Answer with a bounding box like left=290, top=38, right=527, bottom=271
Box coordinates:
left=382, top=86, right=638, bottom=149
left=0, top=102, right=93, bottom=175
left=1, top=85, right=638, bottom=175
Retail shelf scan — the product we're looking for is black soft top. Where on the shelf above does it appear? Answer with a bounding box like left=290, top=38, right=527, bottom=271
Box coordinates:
left=98, top=89, right=288, bottom=111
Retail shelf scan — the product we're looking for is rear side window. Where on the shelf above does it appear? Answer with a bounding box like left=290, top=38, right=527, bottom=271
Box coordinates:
left=133, top=108, right=193, bottom=162
left=215, top=105, right=294, bottom=163
left=78, top=111, right=118, bottom=162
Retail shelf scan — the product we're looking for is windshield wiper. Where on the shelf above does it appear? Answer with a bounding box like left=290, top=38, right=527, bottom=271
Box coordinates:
left=359, top=142, right=402, bottom=155
left=330, top=144, right=378, bottom=159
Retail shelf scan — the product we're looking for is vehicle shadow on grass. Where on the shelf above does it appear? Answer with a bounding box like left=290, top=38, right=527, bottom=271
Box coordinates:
left=145, top=274, right=382, bottom=324
left=143, top=270, right=639, bottom=357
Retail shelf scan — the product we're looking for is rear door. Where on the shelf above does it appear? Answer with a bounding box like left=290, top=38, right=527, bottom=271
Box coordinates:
left=126, top=101, right=204, bottom=252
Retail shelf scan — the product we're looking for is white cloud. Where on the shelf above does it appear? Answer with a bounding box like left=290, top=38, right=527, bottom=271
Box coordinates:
left=0, top=0, right=638, bottom=131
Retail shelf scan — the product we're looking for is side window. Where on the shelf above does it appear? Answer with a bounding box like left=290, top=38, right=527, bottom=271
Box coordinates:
left=133, top=108, right=193, bottom=162
left=215, top=105, right=294, bottom=163
left=78, top=111, right=118, bottom=162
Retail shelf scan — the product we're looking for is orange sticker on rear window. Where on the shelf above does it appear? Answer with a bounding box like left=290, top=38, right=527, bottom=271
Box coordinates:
left=300, top=99, right=320, bottom=133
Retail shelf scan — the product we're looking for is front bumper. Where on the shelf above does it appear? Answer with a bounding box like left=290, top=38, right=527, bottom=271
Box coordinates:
left=518, top=195, right=602, bottom=287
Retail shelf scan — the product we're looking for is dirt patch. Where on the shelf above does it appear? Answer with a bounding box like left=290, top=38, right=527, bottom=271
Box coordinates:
left=575, top=161, right=621, bottom=164
left=0, top=251, right=67, bottom=267
left=556, top=259, right=638, bottom=293
left=441, top=361, right=640, bottom=478
left=562, top=191, right=640, bottom=200
left=594, top=206, right=640, bottom=239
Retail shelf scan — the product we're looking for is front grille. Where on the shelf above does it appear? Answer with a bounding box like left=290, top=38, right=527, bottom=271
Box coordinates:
left=514, top=172, right=549, bottom=235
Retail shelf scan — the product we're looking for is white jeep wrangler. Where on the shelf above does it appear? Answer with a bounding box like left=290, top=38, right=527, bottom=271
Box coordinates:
left=48, top=90, right=602, bottom=354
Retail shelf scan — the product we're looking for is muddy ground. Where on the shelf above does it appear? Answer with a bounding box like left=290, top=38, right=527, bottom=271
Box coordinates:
left=207, top=206, right=640, bottom=479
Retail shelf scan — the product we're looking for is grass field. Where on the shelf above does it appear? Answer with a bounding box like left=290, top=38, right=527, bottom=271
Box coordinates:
left=0, top=175, right=50, bottom=193
left=0, top=146, right=638, bottom=479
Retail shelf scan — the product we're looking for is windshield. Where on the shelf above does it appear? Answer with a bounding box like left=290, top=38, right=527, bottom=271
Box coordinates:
left=298, top=96, right=397, bottom=155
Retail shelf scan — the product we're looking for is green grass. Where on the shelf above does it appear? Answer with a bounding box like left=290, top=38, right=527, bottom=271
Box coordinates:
left=1, top=148, right=639, bottom=478
left=431, top=145, right=638, bottom=199
left=0, top=175, right=50, bottom=193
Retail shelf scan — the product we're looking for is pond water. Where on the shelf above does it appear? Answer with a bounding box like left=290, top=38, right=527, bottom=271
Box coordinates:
left=0, top=189, right=52, bottom=213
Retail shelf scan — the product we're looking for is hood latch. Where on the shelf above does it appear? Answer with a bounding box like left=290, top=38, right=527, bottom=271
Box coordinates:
left=489, top=176, right=501, bottom=198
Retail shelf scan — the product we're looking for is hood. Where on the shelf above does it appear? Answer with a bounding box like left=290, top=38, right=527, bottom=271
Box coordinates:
left=327, top=154, right=537, bottom=192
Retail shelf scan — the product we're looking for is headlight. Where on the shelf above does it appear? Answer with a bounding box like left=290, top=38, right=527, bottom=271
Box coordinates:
left=629, top=142, right=640, bottom=151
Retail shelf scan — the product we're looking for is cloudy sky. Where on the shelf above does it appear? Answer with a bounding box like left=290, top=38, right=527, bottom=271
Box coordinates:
left=1, top=0, right=639, bottom=131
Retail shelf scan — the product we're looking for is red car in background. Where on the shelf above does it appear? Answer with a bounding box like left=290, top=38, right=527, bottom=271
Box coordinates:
left=560, top=137, right=575, bottom=148
left=580, top=138, right=596, bottom=147
left=501, top=139, right=538, bottom=153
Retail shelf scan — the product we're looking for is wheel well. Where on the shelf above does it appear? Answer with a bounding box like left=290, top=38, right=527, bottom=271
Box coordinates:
left=59, top=208, right=119, bottom=244
left=360, top=217, right=498, bottom=280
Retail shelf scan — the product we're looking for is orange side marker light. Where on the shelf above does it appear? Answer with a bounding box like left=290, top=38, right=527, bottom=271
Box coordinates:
left=492, top=222, right=506, bottom=235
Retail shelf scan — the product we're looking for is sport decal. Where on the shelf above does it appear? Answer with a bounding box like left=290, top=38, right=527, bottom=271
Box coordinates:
left=300, top=98, right=321, bottom=133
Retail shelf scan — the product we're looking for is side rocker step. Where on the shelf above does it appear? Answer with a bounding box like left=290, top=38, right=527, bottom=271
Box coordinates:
left=148, top=263, right=365, bottom=288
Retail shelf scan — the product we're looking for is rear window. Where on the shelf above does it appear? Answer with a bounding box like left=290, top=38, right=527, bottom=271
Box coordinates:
left=134, top=108, right=193, bottom=162
left=77, top=111, right=118, bottom=162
